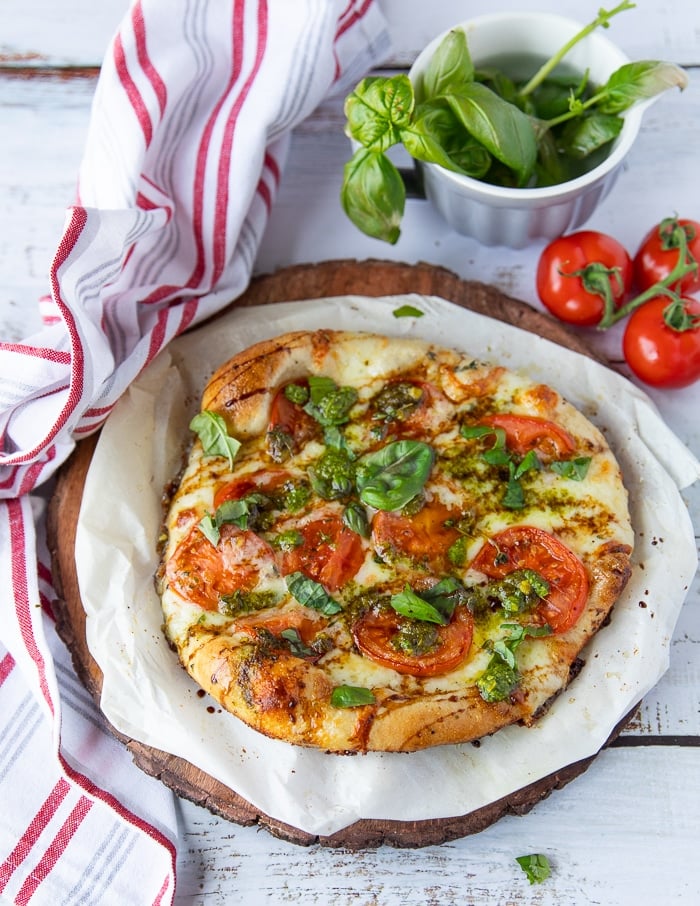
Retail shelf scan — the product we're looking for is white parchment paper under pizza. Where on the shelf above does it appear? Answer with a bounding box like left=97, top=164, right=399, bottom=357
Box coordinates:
left=75, top=294, right=699, bottom=836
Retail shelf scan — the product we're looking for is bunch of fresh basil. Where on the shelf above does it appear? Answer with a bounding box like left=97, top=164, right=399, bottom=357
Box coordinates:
left=340, top=2, right=688, bottom=243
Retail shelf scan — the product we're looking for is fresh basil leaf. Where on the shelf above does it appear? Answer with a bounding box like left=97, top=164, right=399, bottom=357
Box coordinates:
left=516, top=853, right=551, bottom=885
left=476, top=656, right=518, bottom=702
left=558, top=112, right=623, bottom=159
left=492, top=638, right=517, bottom=669
left=419, top=28, right=473, bottom=101
left=356, top=440, right=435, bottom=511
left=598, top=61, right=689, bottom=115
left=513, top=449, right=541, bottom=480
left=344, top=75, right=414, bottom=151
left=330, top=685, right=376, bottom=708
left=285, top=571, right=342, bottom=615
left=400, top=123, right=466, bottom=172
left=460, top=424, right=496, bottom=440
left=189, top=411, right=241, bottom=469
left=197, top=513, right=220, bottom=546
left=445, top=83, right=538, bottom=184
left=390, top=585, right=450, bottom=625
left=279, top=628, right=315, bottom=659
left=392, top=304, right=424, bottom=318
left=340, top=147, right=405, bottom=244
left=550, top=456, right=592, bottom=481
left=503, top=476, right=525, bottom=510
left=342, top=502, right=370, bottom=538
left=215, top=496, right=262, bottom=530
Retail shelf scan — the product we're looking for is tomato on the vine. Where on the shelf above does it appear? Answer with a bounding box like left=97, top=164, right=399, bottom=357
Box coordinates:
left=622, top=296, right=700, bottom=389
left=633, top=217, right=700, bottom=295
left=536, top=230, right=633, bottom=327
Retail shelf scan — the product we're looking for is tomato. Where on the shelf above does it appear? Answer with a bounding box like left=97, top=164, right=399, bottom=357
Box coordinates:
left=234, top=609, right=326, bottom=646
left=622, top=296, right=700, bottom=389
left=470, top=525, right=589, bottom=634
left=214, top=469, right=292, bottom=509
left=166, top=524, right=276, bottom=611
left=280, top=512, right=365, bottom=591
left=268, top=383, right=319, bottom=458
left=633, top=218, right=700, bottom=294
left=480, top=414, right=575, bottom=460
left=536, top=230, right=633, bottom=326
left=352, top=605, right=474, bottom=677
left=371, top=500, right=461, bottom=574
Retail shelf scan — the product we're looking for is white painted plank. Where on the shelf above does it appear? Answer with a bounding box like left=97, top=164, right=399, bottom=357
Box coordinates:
left=2, top=0, right=699, bottom=67
left=173, top=747, right=700, bottom=904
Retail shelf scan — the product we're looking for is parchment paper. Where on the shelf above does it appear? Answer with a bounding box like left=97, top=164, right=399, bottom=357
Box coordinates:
left=75, top=294, right=700, bottom=836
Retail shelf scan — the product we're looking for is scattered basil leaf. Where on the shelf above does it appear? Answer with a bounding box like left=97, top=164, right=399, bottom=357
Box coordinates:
left=390, top=585, right=450, bottom=625
left=285, top=572, right=342, bottom=615
left=356, top=440, right=435, bottom=511
left=550, top=456, right=592, bottom=481
left=197, top=513, right=220, bottom=546
left=392, top=304, right=424, bottom=318
left=189, top=411, right=241, bottom=470
left=516, top=853, right=551, bottom=885
left=342, top=502, right=371, bottom=538
left=279, top=628, right=316, bottom=659
left=330, top=685, right=376, bottom=708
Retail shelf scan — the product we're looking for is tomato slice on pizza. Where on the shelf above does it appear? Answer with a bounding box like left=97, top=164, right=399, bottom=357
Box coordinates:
left=470, top=525, right=589, bottom=633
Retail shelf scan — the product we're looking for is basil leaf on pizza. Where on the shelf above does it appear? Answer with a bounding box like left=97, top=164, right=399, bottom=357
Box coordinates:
left=159, top=329, right=633, bottom=753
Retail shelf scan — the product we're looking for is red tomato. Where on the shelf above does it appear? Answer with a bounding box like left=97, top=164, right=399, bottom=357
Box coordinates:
left=470, top=525, right=589, bottom=634
left=268, top=383, right=319, bottom=456
left=371, top=500, right=461, bottom=574
left=166, top=524, right=276, bottom=611
left=622, top=296, right=700, bottom=389
left=280, top=512, right=365, bottom=591
left=352, top=604, right=474, bottom=677
left=633, top=218, right=700, bottom=294
left=234, top=609, right=326, bottom=646
left=214, top=469, right=292, bottom=509
left=536, top=230, right=633, bottom=326
left=480, top=414, right=575, bottom=460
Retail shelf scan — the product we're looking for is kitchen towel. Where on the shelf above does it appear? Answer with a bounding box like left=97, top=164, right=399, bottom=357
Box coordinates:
left=0, top=1, right=389, bottom=903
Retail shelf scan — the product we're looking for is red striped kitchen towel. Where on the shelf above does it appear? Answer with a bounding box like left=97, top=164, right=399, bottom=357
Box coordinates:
left=0, top=2, right=389, bottom=902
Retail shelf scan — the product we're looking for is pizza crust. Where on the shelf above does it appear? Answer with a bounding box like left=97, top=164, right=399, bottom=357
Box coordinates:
left=159, top=329, right=634, bottom=753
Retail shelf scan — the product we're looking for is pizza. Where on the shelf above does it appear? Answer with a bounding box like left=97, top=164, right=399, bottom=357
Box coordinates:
left=156, top=328, right=633, bottom=753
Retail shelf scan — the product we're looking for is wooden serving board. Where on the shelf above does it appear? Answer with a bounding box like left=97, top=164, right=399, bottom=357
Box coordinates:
left=47, top=258, right=626, bottom=849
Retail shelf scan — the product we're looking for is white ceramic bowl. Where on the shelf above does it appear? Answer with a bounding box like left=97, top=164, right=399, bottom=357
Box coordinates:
left=408, top=12, right=644, bottom=248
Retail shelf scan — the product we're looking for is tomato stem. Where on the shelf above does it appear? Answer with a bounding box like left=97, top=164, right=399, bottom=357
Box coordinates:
left=597, top=218, right=699, bottom=329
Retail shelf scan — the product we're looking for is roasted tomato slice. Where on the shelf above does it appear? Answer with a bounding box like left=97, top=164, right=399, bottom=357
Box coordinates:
left=166, top=524, right=276, bottom=611
left=213, top=468, right=292, bottom=509
left=280, top=512, right=365, bottom=591
left=470, top=525, right=589, bottom=634
left=233, top=609, right=326, bottom=646
left=352, top=605, right=474, bottom=677
left=267, top=382, right=319, bottom=459
left=480, top=414, right=576, bottom=460
left=371, top=500, right=461, bottom=574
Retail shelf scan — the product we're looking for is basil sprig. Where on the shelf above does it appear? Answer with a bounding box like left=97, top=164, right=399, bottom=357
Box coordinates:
left=356, top=440, right=434, bottom=511
left=190, top=411, right=241, bottom=469
left=341, top=4, right=688, bottom=242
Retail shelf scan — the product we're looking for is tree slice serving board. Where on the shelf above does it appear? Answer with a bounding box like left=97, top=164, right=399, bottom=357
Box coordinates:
left=47, top=258, right=630, bottom=849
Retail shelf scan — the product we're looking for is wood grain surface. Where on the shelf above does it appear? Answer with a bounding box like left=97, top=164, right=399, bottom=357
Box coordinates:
left=47, top=258, right=628, bottom=849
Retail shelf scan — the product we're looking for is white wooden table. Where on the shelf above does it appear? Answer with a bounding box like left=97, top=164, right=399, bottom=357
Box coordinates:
left=2, top=2, right=699, bottom=903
